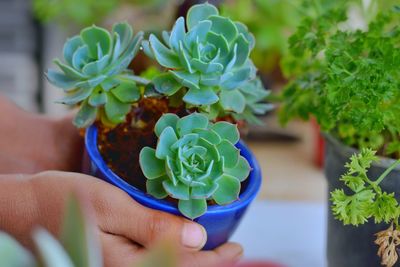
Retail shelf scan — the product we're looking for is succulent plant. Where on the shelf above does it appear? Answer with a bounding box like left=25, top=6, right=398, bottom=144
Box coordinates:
left=139, top=113, right=251, bottom=219
left=47, top=22, right=144, bottom=128
left=208, top=77, right=273, bottom=124
left=142, top=3, right=257, bottom=111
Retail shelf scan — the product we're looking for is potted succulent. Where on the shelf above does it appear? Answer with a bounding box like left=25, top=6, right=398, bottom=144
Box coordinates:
left=47, top=3, right=269, bottom=250
left=278, top=3, right=400, bottom=267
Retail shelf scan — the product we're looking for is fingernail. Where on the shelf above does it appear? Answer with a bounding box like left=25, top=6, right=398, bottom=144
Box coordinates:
left=182, top=222, right=207, bottom=249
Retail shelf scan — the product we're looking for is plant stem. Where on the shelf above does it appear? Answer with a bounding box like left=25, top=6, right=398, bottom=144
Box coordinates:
left=374, top=159, right=400, bottom=186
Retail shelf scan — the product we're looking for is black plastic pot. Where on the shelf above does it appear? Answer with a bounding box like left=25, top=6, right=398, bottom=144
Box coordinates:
left=324, top=134, right=400, bottom=267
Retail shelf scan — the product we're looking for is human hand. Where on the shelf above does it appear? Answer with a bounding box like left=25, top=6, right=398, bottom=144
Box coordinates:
left=0, top=96, right=83, bottom=173
left=0, top=171, right=243, bottom=267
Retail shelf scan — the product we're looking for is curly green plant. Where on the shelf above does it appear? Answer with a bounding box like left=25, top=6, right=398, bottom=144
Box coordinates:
left=142, top=3, right=259, bottom=117
left=139, top=113, right=251, bottom=219
left=279, top=6, right=400, bottom=156
left=47, top=22, right=145, bottom=128
left=331, top=149, right=400, bottom=267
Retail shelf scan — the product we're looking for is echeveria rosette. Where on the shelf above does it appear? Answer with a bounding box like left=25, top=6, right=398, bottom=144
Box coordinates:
left=46, top=22, right=144, bottom=128
left=230, top=78, right=273, bottom=124
left=139, top=113, right=251, bottom=219
left=142, top=3, right=257, bottom=110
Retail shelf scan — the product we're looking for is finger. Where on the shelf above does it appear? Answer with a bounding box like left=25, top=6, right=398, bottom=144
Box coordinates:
left=179, top=242, right=244, bottom=267
left=91, top=184, right=207, bottom=250
left=100, top=231, right=145, bottom=267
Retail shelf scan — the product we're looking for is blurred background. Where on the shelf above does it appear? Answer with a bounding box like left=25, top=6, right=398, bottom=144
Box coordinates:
left=2, top=0, right=376, bottom=266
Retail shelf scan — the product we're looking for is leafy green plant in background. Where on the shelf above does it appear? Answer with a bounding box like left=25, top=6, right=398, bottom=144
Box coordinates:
left=221, top=0, right=398, bottom=77
left=143, top=3, right=270, bottom=123
left=46, top=23, right=145, bottom=128
left=139, top=113, right=250, bottom=219
left=279, top=4, right=400, bottom=157
left=331, top=149, right=400, bottom=267
left=33, top=0, right=167, bottom=27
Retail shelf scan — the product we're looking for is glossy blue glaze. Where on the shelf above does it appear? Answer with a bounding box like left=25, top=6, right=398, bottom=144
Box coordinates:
left=84, top=125, right=262, bottom=250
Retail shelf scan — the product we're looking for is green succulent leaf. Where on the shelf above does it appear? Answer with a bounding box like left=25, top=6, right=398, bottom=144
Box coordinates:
left=216, top=140, right=239, bottom=168
left=220, top=90, right=246, bottom=113
left=0, top=232, right=36, bottom=267
left=146, top=177, right=169, bottom=199
left=152, top=73, right=182, bottom=96
left=213, top=174, right=240, bottom=205
left=140, top=147, right=166, bottom=179
left=178, top=199, right=207, bottom=219
left=176, top=113, right=209, bottom=136
left=224, top=155, right=251, bottom=182
left=155, top=114, right=180, bottom=138
left=156, top=127, right=178, bottom=159
left=104, top=93, right=131, bottom=123
left=149, top=34, right=181, bottom=68
left=211, top=121, right=240, bottom=144
left=81, top=26, right=112, bottom=58
left=186, top=2, right=219, bottom=30
left=88, top=87, right=107, bottom=107
left=33, top=228, right=75, bottom=267
left=73, top=101, right=97, bottom=128
left=110, top=81, right=140, bottom=103
left=163, top=180, right=190, bottom=200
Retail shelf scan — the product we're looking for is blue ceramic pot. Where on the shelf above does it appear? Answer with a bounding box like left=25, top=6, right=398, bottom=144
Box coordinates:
left=83, top=125, right=262, bottom=250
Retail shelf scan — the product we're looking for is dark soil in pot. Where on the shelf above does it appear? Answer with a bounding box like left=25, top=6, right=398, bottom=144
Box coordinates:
left=324, top=134, right=400, bottom=267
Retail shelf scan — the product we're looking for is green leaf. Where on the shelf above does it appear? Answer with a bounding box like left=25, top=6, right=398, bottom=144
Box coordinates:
left=183, top=88, right=219, bottom=105
left=140, top=147, right=166, bottom=179
left=61, top=195, right=101, bottom=267
left=224, top=156, right=251, bottom=182
left=216, top=140, right=239, bottom=168
left=331, top=189, right=375, bottom=226
left=149, top=34, right=181, bottom=68
left=163, top=180, right=190, bottom=200
left=213, top=174, right=240, bottom=205
left=54, top=59, right=86, bottom=79
left=170, top=17, right=186, bottom=52
left=73, top=101, right=97, bottom=128
left=178, top=199, right=207, bottom=219
left=112, top=22, right=133, bottom=52
left=220, top=90, right=246, bottom=113
left=104, top=93, right=131, bottom=123
left=57, top=86, right=94, bottom=105
left=192, top=128, right=221, bottom=144
left=146, top=177, right=169, bottom=199
left=155, top=114, right=180, bottom=138
left=185, top=20, right=212, bottom=47
left=72, top=45, right=90, bottom=70
left=152, top=73, right=182, bottom=96
left=63, top=36, right=83, bottom=66
left=208, top=15, right=238, bottom=44
left=211, top=121, right=240, bottom=144
left=371, top=192, right=399, bottom=224
left=111, top=81, right=140, bottom=103
left=0, top=232, right=36, bottom=267
left=191, top=182, right=219, bottom=199
left=187, top=3, right=219, bottom=30
left=156, top=127, right=178, bottom=159
left=88, top=87, right=107, bottom=107
left=234, top=33, right=250, bottom=66
left=46, top=70, right=78, bottom=91
left=169, top=70, right=200, bottom=91
left=33, top=228, right=75, bottom=267
left=82, top=55, right=111, bottom=76
left=81, top=25, right=112, bottom=59
left=206, top=32, right=229, bottom=56
left=176, top=113, right=209, bottom=136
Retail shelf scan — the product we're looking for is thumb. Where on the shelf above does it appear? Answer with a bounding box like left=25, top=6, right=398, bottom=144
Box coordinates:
left=92, top=183, right=207, bottom=250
